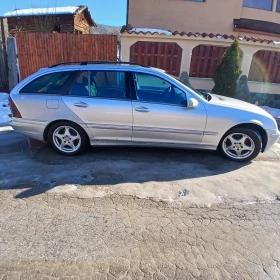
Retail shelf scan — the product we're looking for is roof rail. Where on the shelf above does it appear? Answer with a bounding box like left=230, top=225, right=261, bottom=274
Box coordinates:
left=49, top=61, right=149, bottom=68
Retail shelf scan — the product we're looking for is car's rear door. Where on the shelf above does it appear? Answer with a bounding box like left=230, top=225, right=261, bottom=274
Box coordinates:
left=62, top=70, right=133, bottom=142
left=131, top=72, right=207, bottom=145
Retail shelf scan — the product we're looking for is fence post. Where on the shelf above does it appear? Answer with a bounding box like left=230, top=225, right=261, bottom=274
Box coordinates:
left=7, top=38, right=18, bottom=91
left=0, top=18, right=8, bottom=72
left=0, top=17, right=9, bottom=92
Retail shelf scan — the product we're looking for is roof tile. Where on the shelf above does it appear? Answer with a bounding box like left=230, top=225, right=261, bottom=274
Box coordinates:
left=121, top=25, right=280, bottom=45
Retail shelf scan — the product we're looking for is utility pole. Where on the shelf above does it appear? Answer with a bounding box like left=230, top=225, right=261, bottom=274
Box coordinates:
left=126, top=0, right=129, bottom=25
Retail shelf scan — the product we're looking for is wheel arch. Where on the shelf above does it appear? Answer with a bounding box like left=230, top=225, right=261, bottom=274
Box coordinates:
left=43, top=119, right=90, bottom=143
left=219, top=123, right=267, bottom=152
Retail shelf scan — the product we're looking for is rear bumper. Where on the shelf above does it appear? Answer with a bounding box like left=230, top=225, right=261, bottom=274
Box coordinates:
left=11, top=118, right=46, bottom=141
left=264, top=129, right=280, bottom=152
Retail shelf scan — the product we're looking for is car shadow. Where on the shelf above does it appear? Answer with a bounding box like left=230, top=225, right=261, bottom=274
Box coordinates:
left=1, top=143, right=251, bottom=199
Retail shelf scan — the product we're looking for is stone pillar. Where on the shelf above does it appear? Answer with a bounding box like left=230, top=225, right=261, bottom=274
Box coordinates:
left=177, top=40, right=200, bottom=76
left=239, top=45, right=257, bottom=77
left=120, top=36, right=134, bottom=62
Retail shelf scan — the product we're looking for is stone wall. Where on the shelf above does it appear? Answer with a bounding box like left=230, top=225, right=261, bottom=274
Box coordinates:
left=236, top=75, right=280, bottom=108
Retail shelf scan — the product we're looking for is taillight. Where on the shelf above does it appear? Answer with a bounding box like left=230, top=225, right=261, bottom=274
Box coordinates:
left=9, top=96, right=22, bottom=118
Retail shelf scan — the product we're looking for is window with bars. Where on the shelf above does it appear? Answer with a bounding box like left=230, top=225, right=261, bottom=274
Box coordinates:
left=243, top=0, right=273, bottom=11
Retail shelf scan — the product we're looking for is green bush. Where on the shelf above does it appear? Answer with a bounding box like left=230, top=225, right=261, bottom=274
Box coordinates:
left=212, top=39, right=242, bottom=98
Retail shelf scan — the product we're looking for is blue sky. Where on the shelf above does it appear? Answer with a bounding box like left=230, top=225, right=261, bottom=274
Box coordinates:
left=0, top=0, right=127, bottom=26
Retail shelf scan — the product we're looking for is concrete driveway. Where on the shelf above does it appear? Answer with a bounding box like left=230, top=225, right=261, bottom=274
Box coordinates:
left=1, top=127, right=280, bottom=279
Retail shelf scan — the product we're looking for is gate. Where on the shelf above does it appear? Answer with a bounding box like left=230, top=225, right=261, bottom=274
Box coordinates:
left=130, top=41, right=182, bottom=76
left=190, top=45, right=228, bottom=78
left=248, top=50, right=280, bottom=83
left=16, top=33, right=118, bottom=80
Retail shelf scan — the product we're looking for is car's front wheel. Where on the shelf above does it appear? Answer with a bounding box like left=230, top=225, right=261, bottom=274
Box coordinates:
left=48, top=122, right=88, bottom=156
left=220, top=127, right=262, bottom=162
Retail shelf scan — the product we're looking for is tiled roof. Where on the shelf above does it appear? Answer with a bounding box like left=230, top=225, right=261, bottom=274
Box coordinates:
left=121, top=25, right=280, bottom=45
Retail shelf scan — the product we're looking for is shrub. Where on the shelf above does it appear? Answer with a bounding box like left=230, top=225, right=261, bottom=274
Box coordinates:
left=212, top=39, right=242, bottom=98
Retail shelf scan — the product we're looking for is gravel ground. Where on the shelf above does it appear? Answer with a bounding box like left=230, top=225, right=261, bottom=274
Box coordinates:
left=1, top=195, right=280, bottom=280
left=0, top=130, right=280, bottom=279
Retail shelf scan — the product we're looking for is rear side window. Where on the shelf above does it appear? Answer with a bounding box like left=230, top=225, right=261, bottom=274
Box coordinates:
left=68, top=71, right=127, bottom=100
left=69, top=71, right=89, bottom=96
left=90, top=71, right=127, bottom=99
left=20, top=71, right=72, bottom=94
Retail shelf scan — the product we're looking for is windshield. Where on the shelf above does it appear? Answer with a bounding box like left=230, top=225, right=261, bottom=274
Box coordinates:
left=167, top=73, right=212, bottom=101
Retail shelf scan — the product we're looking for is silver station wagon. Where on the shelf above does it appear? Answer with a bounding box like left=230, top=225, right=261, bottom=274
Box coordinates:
left=10, top=62, right=280, bottom=162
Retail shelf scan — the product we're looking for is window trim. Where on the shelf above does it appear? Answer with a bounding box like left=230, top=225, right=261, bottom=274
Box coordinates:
left=131, top=72, right=187, bottom=107
left=66, top=70, right=132, bottom=101
left=185, top=0, right=205, bottom=2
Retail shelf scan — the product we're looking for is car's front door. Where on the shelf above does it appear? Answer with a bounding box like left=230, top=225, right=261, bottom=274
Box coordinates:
left=62, top=70, right=132, bottom=142
left=131, top=72, right=207, bottom=145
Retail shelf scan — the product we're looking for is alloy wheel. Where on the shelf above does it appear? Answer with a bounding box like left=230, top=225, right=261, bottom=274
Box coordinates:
left=52, top=126, right=81, bottom=153
left=222, top=133, right=255, bottom=160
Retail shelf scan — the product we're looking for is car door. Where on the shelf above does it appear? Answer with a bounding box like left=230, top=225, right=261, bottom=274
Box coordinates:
left=131, top=72, right=207, bottom=145
left=62, top=70, right=133, bottom=142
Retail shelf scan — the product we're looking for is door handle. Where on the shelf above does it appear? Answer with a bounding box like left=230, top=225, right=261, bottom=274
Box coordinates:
left=135, top=106, right=150, bottom=113
left=73, top=102, right=88, bottom=108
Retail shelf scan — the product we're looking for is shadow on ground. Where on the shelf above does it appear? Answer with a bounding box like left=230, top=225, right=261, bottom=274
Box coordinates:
left=0, top=137, right=251, bottom=199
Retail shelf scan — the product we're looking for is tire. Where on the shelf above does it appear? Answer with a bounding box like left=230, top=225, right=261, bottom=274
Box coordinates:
left=220, top=127, right=262, bottom=162
left=48, top=121, right=88, bottom=156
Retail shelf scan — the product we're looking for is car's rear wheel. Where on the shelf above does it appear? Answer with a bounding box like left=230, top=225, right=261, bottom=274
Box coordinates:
left=48, top=122, right=88, bottom=156
left=220, top=127, right=262, bottom=162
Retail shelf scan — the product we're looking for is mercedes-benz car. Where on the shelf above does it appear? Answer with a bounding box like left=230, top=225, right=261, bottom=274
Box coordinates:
left=9, top=61, right=280, bottom=162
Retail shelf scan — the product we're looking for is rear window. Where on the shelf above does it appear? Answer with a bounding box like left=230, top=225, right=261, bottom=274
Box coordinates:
left=20, top=71, right=72, bottom=94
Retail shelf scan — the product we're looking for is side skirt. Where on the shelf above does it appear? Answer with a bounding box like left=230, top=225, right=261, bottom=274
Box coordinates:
left=90, top=139, right=217, bottom=150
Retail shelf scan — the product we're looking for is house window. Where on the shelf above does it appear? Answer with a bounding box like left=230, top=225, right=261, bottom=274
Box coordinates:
left=74, top=29, right=82, bottom=34
left=186, top=0, right=204, bottom=2
left=243, top=0, right=273, bottom=11
left=277, top=0, right=280, bottom=12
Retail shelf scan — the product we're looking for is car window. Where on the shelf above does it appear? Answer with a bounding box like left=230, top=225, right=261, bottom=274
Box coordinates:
left=89, top=71, right=127, bottom=99
left=134, top=73, right=186, bottom=105
left=20, top=71, right=72, bottom=94
left=69, top=71, right=90, bottom=96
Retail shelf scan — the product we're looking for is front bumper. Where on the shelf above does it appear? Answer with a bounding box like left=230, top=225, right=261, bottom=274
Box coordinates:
left=264, top=129, right=280, bottom=152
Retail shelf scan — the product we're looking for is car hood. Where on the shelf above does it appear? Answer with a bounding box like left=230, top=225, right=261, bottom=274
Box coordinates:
left=209, top=94, right=272, bottom=117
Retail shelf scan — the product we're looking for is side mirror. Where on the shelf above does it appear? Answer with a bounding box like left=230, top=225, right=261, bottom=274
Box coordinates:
left=188, top=98, right=199, bottom=108
left=182, top=98, right=199, bottom=108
